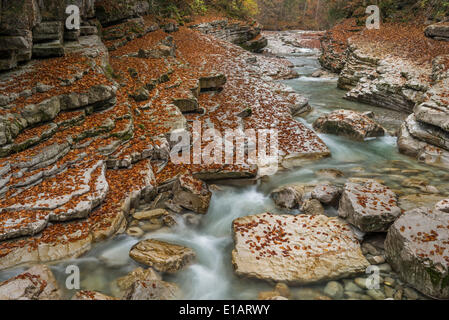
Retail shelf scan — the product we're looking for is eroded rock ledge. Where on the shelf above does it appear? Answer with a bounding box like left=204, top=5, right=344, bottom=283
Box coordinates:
left=320, top=21, right=449, bottom=169
left=0, top=5, right=329, bottom=270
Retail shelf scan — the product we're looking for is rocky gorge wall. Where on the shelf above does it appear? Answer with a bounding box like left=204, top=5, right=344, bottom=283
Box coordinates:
left=0, top=1, right=330, bottom=272
left=319, top=20, right=449, bottom=170
left=188, top=18, right=268, bottom=53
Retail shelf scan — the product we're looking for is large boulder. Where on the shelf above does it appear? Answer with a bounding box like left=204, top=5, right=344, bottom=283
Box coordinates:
left=270, top=184, right=305, bottom=209
left=232, top=213, right=370, bottom=284
left=313, top=109, right=385, bottom=141
left=385, top=207, right=449, bottom=299
left=311, top=183, right=342, bottom=207
left=0, top=264, right=62, bottom=300
left=129, top=239, right=196, bottom=273
left=338, top=180, right=401, bottom=232
left=172, top=174, right=212, bottom=214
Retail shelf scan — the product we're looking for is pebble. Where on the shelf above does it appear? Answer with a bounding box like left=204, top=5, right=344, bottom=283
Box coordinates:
left=384, top=285, right=395, bottom=298
left=367, top=255, right=386, bottom=265
left=258, top=291, right=280, bottom=300
left=383, top=276, right=396, bottom=287
left=354, top=277, right=368, bottom=289
left=367, top=289, right=386, bottom=300
left=275, top=283, right=291, bottom=298
left=323, top=281, right=344, bottom=299
left=126, top=226, right=144, bottom=238
left=377, top=263, right=392, bottom=273
left=393, top=289, right=403, bottom=300
left=404, top=287, right=419, bottom=300
left=343, top=280, right=364, bottom=293
left=362, top=243, right=379, bottom=255
left=139, top=222, right=163, bottom=232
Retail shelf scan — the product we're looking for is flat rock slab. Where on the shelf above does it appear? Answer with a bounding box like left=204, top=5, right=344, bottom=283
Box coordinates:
left=385, top=207, right=449, bottom=299
left=313, top=109, right=385, bottom=141
left=0, top=160, right=108, bottom=241
left=0, top=264, right=62, bottom=300
left=129, top=239, right=196, bottom=273
left=338, top=180, right=401, bottom=232
left=232, top=213, right=369, bottom=284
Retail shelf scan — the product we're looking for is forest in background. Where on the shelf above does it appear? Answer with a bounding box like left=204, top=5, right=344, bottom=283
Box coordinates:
left=149, top=0, right=449, bottom=30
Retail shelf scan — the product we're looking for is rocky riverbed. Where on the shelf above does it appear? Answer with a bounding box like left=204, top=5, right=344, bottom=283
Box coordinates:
left=0, top=3, right=448, bottom=301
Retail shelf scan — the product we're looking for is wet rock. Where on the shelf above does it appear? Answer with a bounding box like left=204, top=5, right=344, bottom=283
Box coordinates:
left=354, top=277, right=368, bottom=289
left=385, top=207, right=449, bottom=299
left=258, top=291, right=281, bottom=300
left=124, top=280, right=180, bottom=300
left=338, top=180, right=401, bottom=232
left=0, top=265, right=62, bottom=300
left=399, top=193, right=448, bottom=212
left=315, top=168, right=344, bottom=179
left=293, top=288, right=332, bottom=300
left=126, top=226, right=144, bottom=238
left=300, top=199, right=325, bottom=216
left=367, top=289, right=386, bottom=300
left=398, top=121, right=449, bottom=170
left=133, top=208, right=169, bottom=220
left=232, top=213, right=369, bottom=284
left=404, top=287, right=419, bottom=300
left=72, top=291, right=118, bottom=300
left=384, top=285, right=395, bottom=298
left=313, top=109, right=385, bottom=141
left=324, top=281, right=344, bottom=299
left=274, top=283, right=291, bottom=298
left=172, top=174, right=212, bottom=214
left=367, top=255, right=386, bottom=265
left=116, top=267, right=161, bottom=292
left=270, top=184, right=305, bottom=209
left=311, top=183, right=342, bottom=206
left=129, top=239, right=196, bottom=273
left=288, top=93, right=311, bottom=116
left=401, top=177, right=439, bottom=193
left=343, top=279, right=364, bottom=293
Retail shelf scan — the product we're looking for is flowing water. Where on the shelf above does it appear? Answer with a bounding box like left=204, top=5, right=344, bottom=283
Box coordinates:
left=2, top=35, right=448, bottom=300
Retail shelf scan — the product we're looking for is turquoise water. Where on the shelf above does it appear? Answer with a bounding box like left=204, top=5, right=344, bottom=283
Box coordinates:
left=1, top=45, right=447, bottom=300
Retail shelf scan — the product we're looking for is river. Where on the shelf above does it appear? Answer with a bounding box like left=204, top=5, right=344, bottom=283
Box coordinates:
left=1, top=31, right=447, bottom=300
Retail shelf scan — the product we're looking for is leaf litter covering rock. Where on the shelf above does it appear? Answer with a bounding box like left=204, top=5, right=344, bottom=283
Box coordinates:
left=338, top=180, right=402, bottom=232
left=0, top=264, right=62, bottom=300
left=385, top=207, right=449, bottom=299
left=232, top=213, right=369, bottom=284
left=0, top=20, right=329, bottom=270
